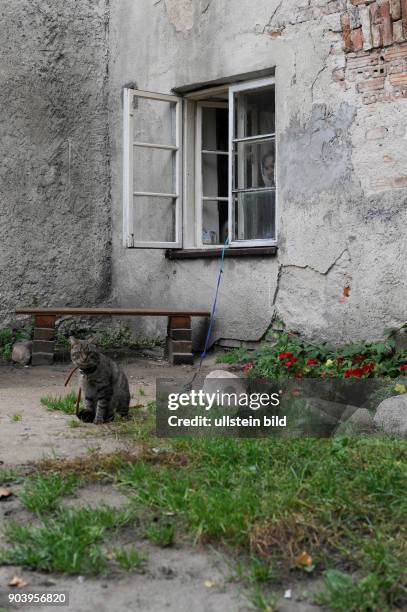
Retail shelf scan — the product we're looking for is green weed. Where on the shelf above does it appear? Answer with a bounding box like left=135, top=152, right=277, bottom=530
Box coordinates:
left=19, top=473, right=79, bottom=514
left=144, top=522, right=175, bottom=547
left=1, top=506, right=134, bottom=575
left=40, top=392, right=77, bottom=415
left=113, top=547, right=147, bottom=572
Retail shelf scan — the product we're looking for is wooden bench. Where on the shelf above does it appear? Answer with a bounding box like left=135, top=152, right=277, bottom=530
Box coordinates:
left=15, top=308, right=210, bottom=366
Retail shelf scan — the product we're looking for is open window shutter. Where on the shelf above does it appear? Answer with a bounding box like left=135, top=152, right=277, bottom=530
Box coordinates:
left=123, top=89, right=183, bottom=248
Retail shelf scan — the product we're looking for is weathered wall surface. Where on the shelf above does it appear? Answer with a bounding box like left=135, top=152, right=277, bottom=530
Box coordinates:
left=108, top=0, right=407, bottom=345
left=0, top=0, right=111, bottom=327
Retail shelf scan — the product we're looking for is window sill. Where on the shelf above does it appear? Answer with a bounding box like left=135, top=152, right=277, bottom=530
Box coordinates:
left=165, top=246, right=277, bottom=260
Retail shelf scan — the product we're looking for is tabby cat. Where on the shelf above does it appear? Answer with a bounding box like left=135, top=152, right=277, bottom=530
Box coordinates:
left=70, top=336, right=130, bottom=424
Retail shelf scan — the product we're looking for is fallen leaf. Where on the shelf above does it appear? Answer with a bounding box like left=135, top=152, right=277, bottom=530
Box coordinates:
left=0, top=487, right=12, bottom=500
left=343, top=286, right=350, bottom=298
left=204, top=580, right=217, bottom=588
left=8, top=576, right=28, bottom=588
left=295, top=551, right=313, bottom=568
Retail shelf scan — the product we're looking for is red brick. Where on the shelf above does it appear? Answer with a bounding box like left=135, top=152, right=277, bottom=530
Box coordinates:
left=384, top=45, right=407, bottom=60
left=393, top=20, right=404, bottom=41
left=351, top=27, right=364, bottom=51
left=402, top=0, right=407, bottom=37
left=357, top=77, right=385, bottom=92
left=380, top=2, right=393, bottom=46
left=370, top=3, right=383, bottom=47
left=341, top=13, right=353, bottom=51
left=390, top=0, right=402, bottom=20
left=389, top=72, right=407, bottom=85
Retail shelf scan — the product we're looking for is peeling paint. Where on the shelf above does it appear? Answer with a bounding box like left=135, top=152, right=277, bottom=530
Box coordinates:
left=163, top=0, right=193, bottom=33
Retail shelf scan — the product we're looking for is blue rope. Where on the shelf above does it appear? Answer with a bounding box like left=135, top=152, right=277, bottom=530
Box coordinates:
left=182, top=238, right=228, bottom=391
left=200, top=237, right=228, bottom=362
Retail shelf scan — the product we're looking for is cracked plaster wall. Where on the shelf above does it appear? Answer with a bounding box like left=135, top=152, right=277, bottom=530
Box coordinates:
left=108, top=0, right=407, bottom=345
left=0, top=0, right=111, bottom=328
left=4, top=1, right=404, bottom=345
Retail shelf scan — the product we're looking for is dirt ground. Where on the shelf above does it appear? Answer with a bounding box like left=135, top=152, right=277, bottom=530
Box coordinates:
left=0, top=355, right=322, bottom=612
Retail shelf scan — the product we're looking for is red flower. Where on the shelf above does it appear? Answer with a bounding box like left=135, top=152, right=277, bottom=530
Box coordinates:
left=306, top=358, right=319, bottom=366
left=336, top=357, right=344, bottom=365
left=279, top=352, right=294, bottom=361
left=244, top=363, right=253, bottom=372
left=294, top=371, right=302, bottom=379
left=400, top=364, right=407, bottom=372
left=362, top=363, right=375, bottom=374
left=283, top=358, right=298, bottom=368
left=344, top=367, right=364, bottom=379
left=352, top=354, right=365, bottom=364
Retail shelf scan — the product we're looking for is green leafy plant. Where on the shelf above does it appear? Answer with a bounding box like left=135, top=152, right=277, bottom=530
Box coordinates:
left=218, top=330, right=407, bottom=380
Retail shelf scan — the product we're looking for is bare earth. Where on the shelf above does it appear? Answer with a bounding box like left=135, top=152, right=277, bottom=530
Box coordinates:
left=0, top=356, right=322, bottom=612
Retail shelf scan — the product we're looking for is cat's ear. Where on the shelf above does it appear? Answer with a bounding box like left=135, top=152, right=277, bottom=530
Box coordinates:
left=69, top=336, right=79, bottom=347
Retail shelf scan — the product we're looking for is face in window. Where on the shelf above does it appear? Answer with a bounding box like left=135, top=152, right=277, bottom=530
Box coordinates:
left=261, top=152, right=275, bottom=187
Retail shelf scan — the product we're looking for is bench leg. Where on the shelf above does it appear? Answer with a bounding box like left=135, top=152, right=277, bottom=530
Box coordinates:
left=167, top=316, right=193, bottom=365
left=32, top=315, right=56, bottom=366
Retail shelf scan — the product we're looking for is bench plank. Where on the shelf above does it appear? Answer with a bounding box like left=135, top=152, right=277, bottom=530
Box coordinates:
left=16, top=308, right=210, bottom=317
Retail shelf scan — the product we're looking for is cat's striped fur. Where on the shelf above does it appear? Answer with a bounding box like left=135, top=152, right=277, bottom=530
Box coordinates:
left=70, top=337, right=130, bottom=424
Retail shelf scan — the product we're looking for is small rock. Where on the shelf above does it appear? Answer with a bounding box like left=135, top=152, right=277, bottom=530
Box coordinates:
left=374, top=394, right=407, bottom=438
left=202, top=370, right=247, bottom=407
left=12, top=341, right=32, bottom=366
left=336, top=408, right=376, bottom=435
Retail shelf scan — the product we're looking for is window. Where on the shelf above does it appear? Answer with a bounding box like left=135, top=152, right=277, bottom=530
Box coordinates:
left=123, top=76, right=276, bottom=249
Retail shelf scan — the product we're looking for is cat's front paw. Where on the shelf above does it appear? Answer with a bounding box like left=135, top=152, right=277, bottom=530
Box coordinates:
left=93, top=415, right=104, bottom=425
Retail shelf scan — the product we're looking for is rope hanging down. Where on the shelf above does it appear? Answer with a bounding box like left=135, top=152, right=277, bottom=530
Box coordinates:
left=183, top=238, right=228, bottom=391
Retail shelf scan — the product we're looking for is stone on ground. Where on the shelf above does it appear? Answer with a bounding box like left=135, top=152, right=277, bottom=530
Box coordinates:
left=11, top=341, right=32, bottom=366
left=374, top=394, right=407, bottom=438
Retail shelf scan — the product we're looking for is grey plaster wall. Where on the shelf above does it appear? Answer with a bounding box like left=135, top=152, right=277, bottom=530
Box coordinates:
left=108, top=0, right=407, bottom=346
left=0, top=0, right=111, bottom=327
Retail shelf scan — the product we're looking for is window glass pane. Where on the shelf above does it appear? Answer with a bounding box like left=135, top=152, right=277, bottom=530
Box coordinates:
left=133, top=97, right=176, bottom=146
left=202, top=107, right=228, bottom=151
left=202, top=152, right=228, bottom=198
left=133, top=196, right=176, bottom=242
left=234, top=86, right=275, bottom=138
left=133, top=148, right=175, bottom=194
left=234, top=141, right=275, bottom=190
left=233, top=190, right=276, bottom=241
left=202, top=199, right=228, bottom=245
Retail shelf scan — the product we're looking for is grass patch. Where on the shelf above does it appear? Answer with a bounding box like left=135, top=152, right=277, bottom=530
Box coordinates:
left=0, top=468, right=23, bottom=485
left=1, top=506, right=134, bottom=575
left=19, top=473, right=79, bottom=514
left=40, top=392, right=77, bottom=415
left=115, top=436, right=407, bottom=610
left=144, top=522, right=175, bottom=547
left=113, top=546, right=147, bottom=572
left=35, top=451, right=143, bottom=482
left=10, top=414, right=22, bottom=422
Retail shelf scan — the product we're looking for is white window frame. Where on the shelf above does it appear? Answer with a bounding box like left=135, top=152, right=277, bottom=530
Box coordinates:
left=228, top=76, right=277, bottom=247
left=123, top=88, right=183, bottom=248
left=123, top=77, right=276, bottom=250
left=195, top=100, right=229, bottom=248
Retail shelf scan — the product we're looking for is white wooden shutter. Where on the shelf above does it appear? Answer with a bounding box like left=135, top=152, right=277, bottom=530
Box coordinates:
left=123, top=89, right=183, bottom=248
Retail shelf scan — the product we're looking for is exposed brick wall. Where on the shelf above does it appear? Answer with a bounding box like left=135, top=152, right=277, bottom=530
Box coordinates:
left=342, top=1, right=407, bottom=52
